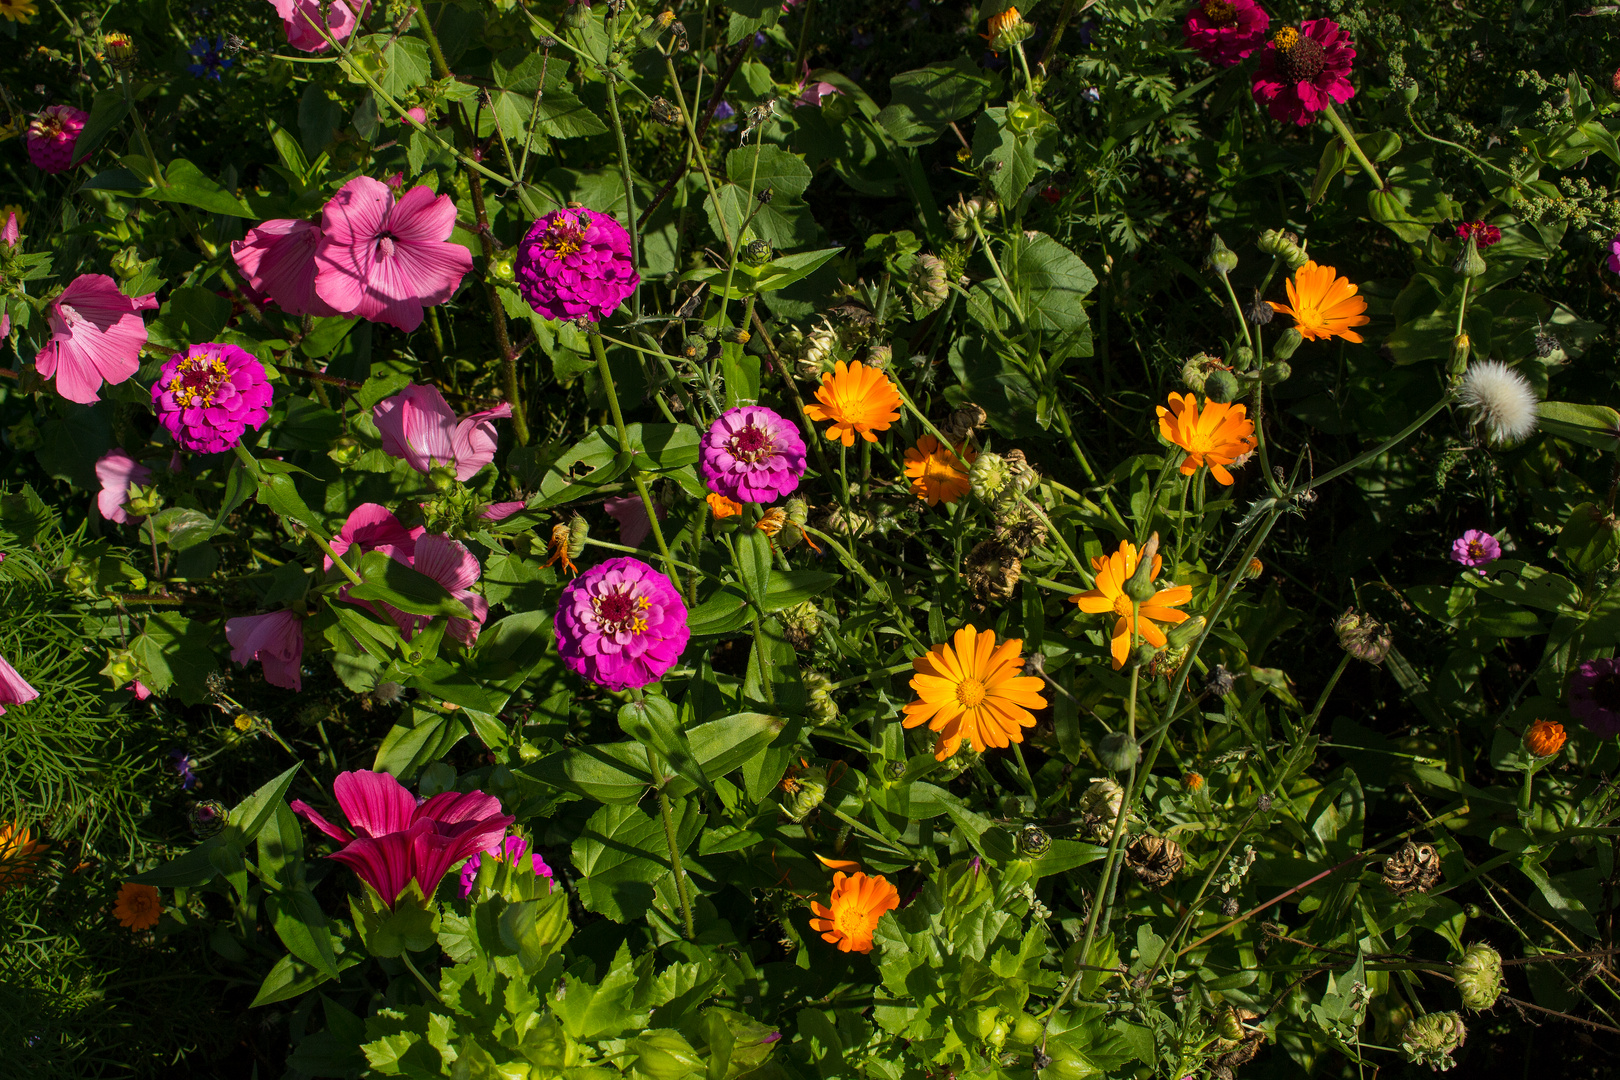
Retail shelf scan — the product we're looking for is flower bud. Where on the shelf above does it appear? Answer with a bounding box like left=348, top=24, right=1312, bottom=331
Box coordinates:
left=1334, top=607, right=1392, bottom=665
left=1260, top=360, right=1291, bottom=385
left=1453, top=943, right=1503, bottom=1011
left=970, top=452, right=1012, bottom=502
left=1205, top=368, right=1241, bottom=403
left=1208, top=233, right=1239, bottom=276
left=103, top=31, right=137, bottom=69
left=327, top=436, right=363, bottom=466
left=1399, top=1011, right=1467, bottom=1072
left=947, top=196, right=996, bottom=240
left=1256, top=229, right=1308, bottom=269
left=1122, top=533, right=1160, bottom=602
left=7, top=415, right=42, bottom=451
left=566, top=513, right=590, bottom=558
left=1016, top=824, right=1051, bottom=858
left=781, top=600, right=822, bottom=651
left=1098, top=731, right=1140, bottom=772
left=1524, top=718, right=1566, bottom=758
left=1229, top=345, right=1255, bottom=370
left=1271, top=327, right=1303, bottom=361
left=909, top=253, right=950, bottom=311
left=987, top=7, right=1034, bottom=52
left=1453, top=234, right=1488, bottom=278
left=1078, top=778, right=1126, bottom=841
left=719, top=327, right=751, bottom=345
left=124, top=483, right=164, bottom=518
left=741, top=238, right=772, bottom=266
left=1180, top=356, right=1210, bottom=393
left=781, top=765, right=828, bottom=822
left=1183, top=772, right=1205, bottom=792
left=1214, top=1006, right=1246, bottom=1044
left=1165, top=615, right=1206, bottom=648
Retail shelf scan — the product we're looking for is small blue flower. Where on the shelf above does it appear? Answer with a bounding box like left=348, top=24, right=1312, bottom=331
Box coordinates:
left=713, top=100, right=737, bottom=133
left=187, top=35, right=232, bottom=81
left=169, top=748, right=199, bottom=790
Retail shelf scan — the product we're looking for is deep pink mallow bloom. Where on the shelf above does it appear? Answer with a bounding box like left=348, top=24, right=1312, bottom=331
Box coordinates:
left=458, top=835, right=553, bottom=898
left=35, top=275, right=158, bottom=404
left=1570, top=658, right=1620, bottom=737
left=269, top=0, right=362, bottom=52
left=481, top=501, right=526, bottom=522
left=328, top=503, right=422, bottom=568
left=700, top=406, right=808, bottom=504
left=152, top=343, right=274, bottom=454
left=555, top=556, right=689, bottom=690
left=1183, top=0, right=1269, bottom=65
left=290, top=770, right=513, bottom=908
left=26, top=106, right=89, bottom=173
left=1450, top=529, right=1501, bottom=569
left=95, top=449, right=153, bottom=524
left=2, top=212, right=18, bottom=248
left=513, top=209, right=639, bottom=323
left=373, top=384, right=512, bottom=481
left=604, top=495, right=667, bottom=547
left=313, top=177, right=473, bottom=332
left=1609, top=235, right=1620, bottom=275
left=378, top=533, right=489, bottom=646
left=0, top=651, right=40, bottom=717
left=1251, top=20, right=1356, bottom=126
left=231, top=219, right=341, bottom=318
left=225, top=610, right=305, bottom=691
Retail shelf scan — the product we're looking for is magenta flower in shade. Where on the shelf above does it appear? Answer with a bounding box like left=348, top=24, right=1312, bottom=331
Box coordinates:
left=0, top=651, right=40, bottom=717
left=2, top=212, right=18, bottom=248
left=290, top=770, right=513, bottom=909
left=152, top=343, right=274, bottom=454
left=1450, top=529, right=1501, bottom=569
left=372, top=384, right=512, bottom=481
left=1456, top=221, right=1502, bottom=249
left=555, top=556, right=690, bottom=690
left=34, top=274, right=158, bottom=405
left=513, top=209, right=639, bottom=323
left=1608, top=235, right=1620, bottom=276
left=95, top=449, right=153, bottom=524
left=313, top=177, right=473, bottom=332
left=26, top=106, right=89, bottom=173
left=1251, top=21, right=1356, bottom=127
left=458, top=835, right=554, bottom=898
left=378, top=533, right=490, bottom=647
left=268, top=0, right=363, bottom=53
left=225, top=610, right=306, bottom=691
left=328, top=503, right=422, bottom=568
left=604, top=495, right=668, bottom=547
left=700, top=406, right=809, bottom=504
left=1570, top=658, right=1620, bottom=737
left=231, top=219, right=342, bottom=318
left=1183, top=0, right=1270, bottom=66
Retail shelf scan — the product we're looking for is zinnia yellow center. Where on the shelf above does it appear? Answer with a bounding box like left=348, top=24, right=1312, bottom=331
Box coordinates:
left=1202, top=0, right=1237, bottom=26
left=956, top=677, right=988, bottom=708
left=169, top=357, right=230, bottom=408
left=544, top=219, right=586, bottom=258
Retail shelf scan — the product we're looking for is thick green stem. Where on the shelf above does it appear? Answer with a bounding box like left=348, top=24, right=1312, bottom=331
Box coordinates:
left=1322, top=102, right=1386, bottom=191
left=969, top=216, right=1026, bottom=325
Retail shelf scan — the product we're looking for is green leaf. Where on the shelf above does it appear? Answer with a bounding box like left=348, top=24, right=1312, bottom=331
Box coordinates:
left=74, top=90, right=129, bottom=163
left=348, top=550, right=472, bottom=619
left=230, top=764, right=304, bottom=840
left=686, top=583, right=752, bottom=637
left=875, top=58, right=996, bottom=147
left=1556, top=502, right=1620, bottom=574
left=735, top=529, right=774, bottom=607
left=1538, top=401, right=1620, bottom=451
left=250, top=953, right=355, bottom=1007
left=373, top=708, right=469, bottom=779
left=498, top=889, right=574, bottom=973
left=152, top=159, right=254, bottom=218
left=620, top=696, right=708, bottom=791
left=369, top=34, right=432, bottom=99
left=267, top=886, right=341, bottom=978
left=572, top=801, right=703, bottom=922
left=763, top=569, right=841, bottom=612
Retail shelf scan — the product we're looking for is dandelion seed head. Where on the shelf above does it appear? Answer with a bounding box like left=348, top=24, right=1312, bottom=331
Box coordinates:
left=1457, top=361, right=1538, bottom=445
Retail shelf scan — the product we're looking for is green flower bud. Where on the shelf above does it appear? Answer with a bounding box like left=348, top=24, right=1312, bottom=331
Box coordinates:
left=805, top=671, right=839, bottom=728
left=1271, top=327, right=1303, bottom=361
left=328, top=436, right=364, bottom=466
left=124, top=483, right=164, bottom=518
left=428, top=465, right=458, bottom=494
left=1165, top=615, right=1206, bottom=649
left=970, top=452, right=1012, bottom=502
left=782, top=765, right=828, bottom=822
left=1453, top=943, right=1503, bottom=1011
left=947, top=196, right=996, bottom=240
left=102, top=649, right=141, bottom=687
left=7, top=415, right=42, bottom=451
left=1208, top=233, right=1239, bottom=276
left=1214, top=1006, right=1246, bottom=1044
left=909, top=253, right=949, bottom=311
left=1078, top=778, right=1126, bottom=841
left=741, top=239, right=772, bottom=266
left=1204, top=369, right=1241, bottom=403
left=1016, top=824, right=1051, bottom=858
left=1122, top=533, right=1160, bottom=602
left=1230, top=345, right=1255, bottom=370
left=1453, top=235, right=1488, bottom=278
left=1399, top=1011, right=1466, bottom=1072
left=488, top=251, right=515, bottom=283
left=1098, top=731, right=1140, bottom=772
left=1261, top=360, right=1292, bottom=385
left=629, top=1031, right=705, bottom=1080
left=1180, top=356, right=1210, bottom=393
left=987, top=7, right=1034, bottom=52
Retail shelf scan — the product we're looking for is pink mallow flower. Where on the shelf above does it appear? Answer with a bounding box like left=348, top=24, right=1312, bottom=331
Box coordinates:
left=1251, top=20, right=1356, bottom=127
left=34, top=274, right=158, bottom=404
left=313, top=176, right=473, bottom=332
left=513, top=208, right=639, bottom=323
left=380, top=533, right=489, bottom=647
left=231, top=219, right=341, bottom=318
left=152, top=343, right=275, bottom=454
left=0, top=650, right=40, bottom=716
left=328, top=502, right=422, bottom=568
left=554, top=556, right=689, bottom=690
left=95, top=449, right=153, bottom=524
left=604, top=494, right=667, bottom=548
left=1450, top=529, right=1501, bottom=569
left=225, top=610, right=306, bottom=691
left=1608, top=234, right=1620, bottom=276
left=268, top=0, right=363, bottom=53
left=26, top=105, right=89, bottom=173
left=458, top=835, right=553, bottom=898
left=372, top=384, right=512, bottom=481
left=290, top=770, right=513, bottom=909
left=1183, top=0, right=1270, bottom=66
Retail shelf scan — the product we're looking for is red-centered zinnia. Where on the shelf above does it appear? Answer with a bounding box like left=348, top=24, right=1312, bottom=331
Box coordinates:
left=902, top=625, right=1048, bottom=761
left=1156, top=392, right=1257, bottom=486
left=1071, top=540, right=1193, bottom=669
left=1266, top=260, right=1370, bottom=342
left=808, top=870, right=900, bottom=953
left=803, top=361, right=902, bottom=446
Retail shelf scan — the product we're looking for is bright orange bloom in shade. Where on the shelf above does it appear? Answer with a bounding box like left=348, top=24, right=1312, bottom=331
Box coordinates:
left=1524, top=719, right=1567, bottom=758
left=803, top=361, right=901, bottom=447
left=902, top=625, right=1049, bottom=761
left=809, top=870, right=900, bottom=953
left=903, top=436, right=977, bottom=506
left=1071, top=540, right=1194, bottom=669
left=1267, top=261, right=1370, bottom=343
left=542, top=522, right=578, bottom=577
left=1156, top=392, right=1257, bottom=486
left=706, top=492, right=743, bottom=518
left=113, top=882, right=162, bottom=930
left=0, top=822, right=47, bottom=894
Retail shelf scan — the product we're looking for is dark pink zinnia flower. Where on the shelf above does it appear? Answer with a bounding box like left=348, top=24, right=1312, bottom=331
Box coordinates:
left=700, top=406, right=809, bottom=504
left=225, top=610, right=305, bottom=691
left=1251, top=20, right=1356, bottom=127
left=27, top=105, right=90, bottom=173
left=95, top=449, right=152, bottom=524
left=290, top=770, right=513, bottom=908
left=0, top=650, right=40, bottom=717
left=372, top=384, right=512, bottom=481
left=458, top=835, right=553, bottom=898
left=1570, top=658, right=1620, bottom=737
left=1183, top=0, right=1270, bottom=66
left=555, top=556, right=689, bottom=690
left=1456, top=221, right=1501, bottom=249
left=513, top=208, right=640, bottom=323
left=152, top=343, right=274, bottom=454
left=231, top=219, right=341, bottom=317
left=35, top=274, right=158, bottom=404
left=1449, top=529, right=1500, bottom=569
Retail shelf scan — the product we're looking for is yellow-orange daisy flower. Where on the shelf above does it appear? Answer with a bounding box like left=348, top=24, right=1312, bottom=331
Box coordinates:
left=113, top=882, right=162, bottom=930
left=0, top=822, right=47, bottom=894
left=0, top=0, right=38, bottom=23
left=808, top=870, right=900, bottom=953
left=903, top=436, right=977, bottom=506
left=1267, top=261, right=1370, bottom=343
left=706, top=492, right=743, bottom=518
left=902, top=625, right=1048, bottom=761
left=1156, top=392, right=1257, bottom=486
left=1071, top=540, right=1193, bottom=669
left=803, top=361, right=901, bottom=447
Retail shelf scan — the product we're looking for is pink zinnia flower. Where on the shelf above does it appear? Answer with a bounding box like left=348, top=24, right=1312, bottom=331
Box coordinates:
left=313, top=177, right=473, bottom=332
left=1456, top=221, right=1501, bottom=249
left=372, top=384, right=512, bottom=481
left=1571, top=658, right=1620, bottom=737
left=603, top=495, right=667, bottom=548
left=290, top=770, right=513, bottom=908
left=231, top=219, right=341, bottom=317
left=152, top=343, right=274, bottom=454
left=95, top=449, right=153, bottom=524
left=1183, top=0, right=1269, bottom=65
left=328, top=503, right=422, bottom=568
left=225, top=610, right=306, bottom=691
left=458, top=835, right=553, bottom=898
left=1251, top=20, right=1356, bottom=127
left=1449, top=529, right=1501, bottom=569
left=268, top=0, right=363, bottom=53
left=34, top=274, right=158, bottom=404
left=26, top=105, right=89, bottom=173
left=0, top=650, right=40, bottom=716
left=513, top=208, right=639, bottom=323
left=554, top=556, right=690, bottom=690
left=1608, top=234, right=1620, bottom=275
left=700, top=406, right=808, bottom=504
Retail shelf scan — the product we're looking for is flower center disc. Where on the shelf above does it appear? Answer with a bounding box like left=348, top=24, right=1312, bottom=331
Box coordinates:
left=377, top=233, right=396, bottom=258
left=956, top=677, right=988, bottom=708
left=594, top=588, right=650, bottom=634
left=1202, top=0, right=1238, bottom=26
left=1274, top=28, right=1326, bottom=82
left=1467, top=542, right=1485, bottom=560
left=170, top=356, right=229, bottom=408
left=730, top=425, right=772, bottom=462
left=1112, top=594, right=1136, bottom=617
left=544, top=215, right=588, bottom=259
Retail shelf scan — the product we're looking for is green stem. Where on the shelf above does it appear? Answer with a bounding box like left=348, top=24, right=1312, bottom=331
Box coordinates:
left=603, top=48, right=642, bottom=319
left=1322, top=102, right=1386, bottom=191
left=969, top=216, right=1026, bottom=325
left=400, top=951, right=446, bottom=1006
left=645, top=742, right=697, bottom=940
left=631, top=472, right=677, bottom=582
left=466, top=172, right=530, bottom=445
left=1304, top=653, right=1352, bottom=730
left=1301, top=394, right=1452, bottom=494
left=1216, top=271, right=1253, bottom=354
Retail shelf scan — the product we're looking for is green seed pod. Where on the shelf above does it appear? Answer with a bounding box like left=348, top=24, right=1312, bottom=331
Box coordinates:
left=1256, top=229, right=1309, bottom=269
left=1180, top=356, right=1210, bottom=393
left=566, top=513, right=590, bottom=558
left=487, top=251, right=515, bottom=283
left=805, top=671, right=839, bottom=728
left=741, top=239, right=772, bottom=266
left=1399, top=1011, right=1466, bottom=1072
left=328, top=436, right=363, bottom=466
left=124, top=483, right=164, bottom=518
left=1453, top=943, right=1503, bottom=1011
left=780, top=600, right=822, bottom=651
left=1078, top=778, right=1126, bottom=841
left=649, top=97, right=684, bottom=128
left=1271, top=327, right=1303, bottom=361
left=101, top=649, right=141, bottom=687
left=1208, top=233, right=1239, bottom=276
left=909, top=253, right=950, bottom=311
left=681, top=334, right=706, bottom=360
left=970, top=452, right=1012, bottom=502
left=1261, top=360, right=1292, bottom=385
left=1453, top=235, right=1488, bottom=278
left=1097, top=731, right=1140, bottom=772
left=1214, top=1006, right=1246, bottom=1044
left=1204, top=368, right=1241, bottom=403
left=1395, top=76, right=1420, bottom=105
left=1165, top=615, right=1206, bottom=649
left=782, top=765, right=828, bottom=822
left=1122, top=533, right=1160, bottom=602
left=1016, top=824, right=1051, bottom=858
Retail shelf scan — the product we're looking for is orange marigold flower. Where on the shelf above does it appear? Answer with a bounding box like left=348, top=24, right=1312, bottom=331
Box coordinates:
left=707, top=492, right=743, bottom=518
left=1071, top=540, right=1194, bottom=669
left=1524, top=719, right=1567, bottom=758
left=113, top=882, right=162, bottom=930
left=803, top=361, right=901, bottom=447
left=1267, top=260, right=1370, bottom=343
left=1156, top=392, right=1257, bottom=486
left=903, top=435, right=977, bottom=506
left=0, top=821, right=48, bottom=894
left=542, top=522, right=578, bottom=577
left=902, top=625, right=1049, bottom=761
left=808, top=870, right=900, bottom=953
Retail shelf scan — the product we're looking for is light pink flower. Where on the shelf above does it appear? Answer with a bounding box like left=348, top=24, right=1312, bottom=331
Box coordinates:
left=402, top=107, right=427, bottom=126
left=225, top=610, right=305, bottom=690
left=313, top=177, right=473, bottom=332
left=0, top=650, right=40, bottom=716
left=1, top=212, right=18, bottom=249
left=372, top=384, right=511, bottom=481
left=382, top=533, right=489, bottom=646
left=604, top=494, right=667, bottom=547
left=269, top=0, right=362, bottom=53
left=130, top=681, right=152, bottom=700
left=95, top=449, right=153, bottom=524
left=34, top=275, right=158, bottom=404
left=481, top=501, right=526, bottom=521
left=231, top=219, right=341, bottom=317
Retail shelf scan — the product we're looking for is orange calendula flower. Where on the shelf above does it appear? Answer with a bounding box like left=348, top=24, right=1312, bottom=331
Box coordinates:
left=706, top=492, right=743, bottom=518
left=543, top=522, right=578, bottom=577
left=113, top=882, right=162, bottom=930
left=1524, top=719, right=1566, bottom=758
left=1267, top=261, right=1370, bottom=343
left=902, top=625, right=1049, bottom=761
left=1071, top=540, right=1194, bottom=669
left=809, top=870, right=900, bottom=953
left=903, top=436, right=977, bottom=506
left=0, top=822, right=48, bottom=894
left=816, top=852, right=862, bottom=873
left=1156, top=392, right=1257, bottom=486
left=1183, top=772, right=1205, bottom=793
left=803, top=361, right=901, bottom=447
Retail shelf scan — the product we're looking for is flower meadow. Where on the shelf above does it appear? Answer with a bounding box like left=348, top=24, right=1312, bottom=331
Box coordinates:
left=5, top=1, right=1620, bottom=1078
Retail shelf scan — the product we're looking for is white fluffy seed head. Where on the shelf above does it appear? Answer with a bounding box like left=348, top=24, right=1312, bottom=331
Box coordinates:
left=1457, top=360, right=1539, bottom=445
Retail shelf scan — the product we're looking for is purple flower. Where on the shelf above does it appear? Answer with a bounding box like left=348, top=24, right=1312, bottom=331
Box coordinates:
left=26, top=105, right=89, bottom=173
left=514, top=208, right=639, bottom=323
left=1449, top=529, right=1501, bottom=569
left=1571, top=658, right=1620, bottom=736
left=1251, top=20, right=1356, bottom=127
left=188, top=36, right=233, bottom=80
left=604, top=494, right=668, bottom=547
left=555, top=556, right=689, bottom=690
left=1183, top=0, right=1270, bottom=66
left=1609, top=234, right=1620, bottom=275
left=700, top=406, right=808, bottom=504
left=169, top=749, right=199, bottom=791
left=152, top=343, right=273, bottom=454
left=458, top=835, right=554, bottom=897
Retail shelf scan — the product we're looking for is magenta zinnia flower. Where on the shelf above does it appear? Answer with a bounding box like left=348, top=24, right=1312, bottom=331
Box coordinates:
left=152, top=343, right=274, bottom=454
left=1183, top=0, right=1269, bottom=66
left=700, top=406, right=809, bottom=504
left=225, top=610, right=305, bottom=691
left=268, top=0, right=363, bottom=53
left=26, top=105, right=89, bottom=173
left=372, top=384, right=512, bottom=481
left=458, top=835, right=553, bottom=898
left=1449, top=529, right=1500, bottom=569
left=290, top=770, right=513, bottom=908
left=1251, top=20, right=1356, bottom=126
left=35, top=274, right=158, bottom=404
left=313, top=177, right=473, bottom=332
left=232, top=219, right=341, bottom=317
left=95, top=449, right=153, bottom=524
left=1608, top=234, right=1620, bottom=276
left=513, top=208, right=639, bottom=323
left=555, top=556, right=690, bottom=690
left=0, top=650, right=40, bottom=717
left=1570, top=658, right=1620, bottom=737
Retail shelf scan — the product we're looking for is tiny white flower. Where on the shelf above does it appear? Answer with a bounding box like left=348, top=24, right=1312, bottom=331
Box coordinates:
left=1457, top=360, right=1539, bottom=445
